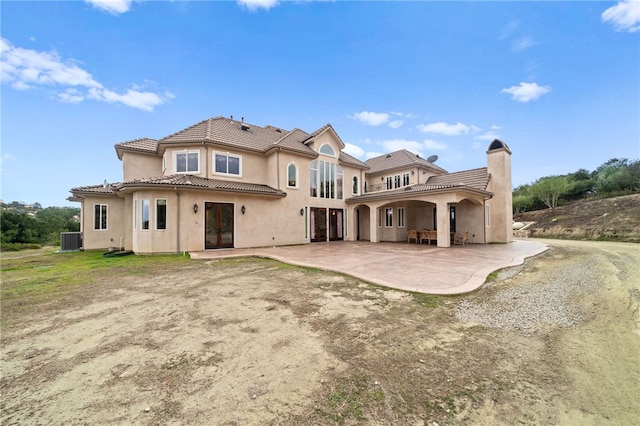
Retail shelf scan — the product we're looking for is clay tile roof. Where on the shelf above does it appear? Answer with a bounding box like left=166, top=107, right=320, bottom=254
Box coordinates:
left=115, top=138, right=158, bottom=152
left=365, top=149, right=447, bottom=174
left=69, top=183, right=118, bottom=195
left=118, top=174, right=285, bottom=196
left=158, top=116, right=290, bottom=153
left=272, top=128, right=317, bottom=156
left=424, top=167, right=490, bottom=191
left=302, top=123, right=346, bottom=148
left=339, top=151, right=369, bottom=169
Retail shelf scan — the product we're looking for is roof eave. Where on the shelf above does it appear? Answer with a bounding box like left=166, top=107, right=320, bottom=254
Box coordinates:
left=345, top=186, right=492, bottom=204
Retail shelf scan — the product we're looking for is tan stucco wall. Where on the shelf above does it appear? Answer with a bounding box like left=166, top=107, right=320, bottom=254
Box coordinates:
left=122, top=152, right=162, bottom=181
left=79, top=196, right=126, bottom=250
left=486, top=147, right=513, bottom=243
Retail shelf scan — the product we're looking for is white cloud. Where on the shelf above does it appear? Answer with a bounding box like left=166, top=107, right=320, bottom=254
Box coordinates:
left=351, top=111, right=390, bottom=126
left=501, top=82, right=551, bottom=102
left=602, top=0, right=640, bottom=33
left=423, top=139, right=447, bottom=150
left=475, top=132, right=501, bottom=142
left=513, top=36, right=535, bottom=52
left=0, top=152, right=17, bottom=175
left=388, top=120, right=404, bottom=129
left=85, top=0, right=133, bottom=15
left=58, top=88, right=84, bottom=103
left=417, top=121, right=471, bottom=136
left=383, top=139, right=425, bottom=154
left=343, top=143, right=365, bottom=159
left=1, top=38, right=169, bottom=111
left=237, top=0, right=279, bottom=11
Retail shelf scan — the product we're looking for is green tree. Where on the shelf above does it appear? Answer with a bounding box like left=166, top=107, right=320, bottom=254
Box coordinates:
left=530, top=175, right=570, bottom=209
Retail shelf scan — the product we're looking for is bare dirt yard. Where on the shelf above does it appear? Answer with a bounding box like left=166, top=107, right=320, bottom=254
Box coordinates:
left=1, top=239, right=639, bottom=425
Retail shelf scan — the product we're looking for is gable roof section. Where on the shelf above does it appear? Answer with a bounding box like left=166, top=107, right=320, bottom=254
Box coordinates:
left=365, top=149, right=447, bottom=175
left=115, top=138, right=158, bottom=159
left=339, top=151, right=369, bottom=169
left=270, top=128, right=317, bottom=156
left=302, top=123, right=346, bottom=149
left=158, top=116, right=290, bottom=153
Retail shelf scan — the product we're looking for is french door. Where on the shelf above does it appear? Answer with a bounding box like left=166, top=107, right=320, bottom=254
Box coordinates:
left=205, top=202, right=234, bottom=249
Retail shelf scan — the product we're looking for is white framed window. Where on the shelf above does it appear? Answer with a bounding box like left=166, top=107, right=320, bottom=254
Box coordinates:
left=310, top=159, right=342, bottom=199
left=133, top=199, right=137, bottom=230
left=162, top=155, right=166, bottom=173
left=386, top=176, right=393, bottom=190
left=287, top=163, right=298, bottom=188
left=385, top=208, right=393, bottom=228
left=94, top=204, right=107, bottom=230
left=175, top=151, right=199, bottom=174
left=394, top=175, right=401, bottom=188
left=156, top=199, right=167, bottom=230
left=319, top=144, right=335, bottom=156
left=141, top=199, right=150, bottom=230
left=352, top=176, right=359, bottom=195
left=398, top=207, right=405, bottom=228
left=403, top=173, right=410, bottom=186
left=214, top=152, right=241, bottom=176
left=337, top=165, right=343, bottom=199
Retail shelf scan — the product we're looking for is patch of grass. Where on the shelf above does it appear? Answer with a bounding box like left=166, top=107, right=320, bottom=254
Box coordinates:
left=0, top=250, right=190, bottom=316
left=484, top=271, right=499, bottom=283
left=410, top=291, right=442, bottom=308
left=313, top=373, right=384, bottom=425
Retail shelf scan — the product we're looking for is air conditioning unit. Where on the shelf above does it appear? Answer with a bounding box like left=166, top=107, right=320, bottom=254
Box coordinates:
left=61, top=232, right=83, bottom=251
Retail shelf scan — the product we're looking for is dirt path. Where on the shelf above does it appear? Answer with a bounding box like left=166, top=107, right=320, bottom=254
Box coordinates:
left=1, top=240, right=638, bottom=425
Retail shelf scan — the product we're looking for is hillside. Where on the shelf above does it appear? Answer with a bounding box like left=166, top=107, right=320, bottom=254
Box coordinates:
left=513, top=194, right=640, bottom=243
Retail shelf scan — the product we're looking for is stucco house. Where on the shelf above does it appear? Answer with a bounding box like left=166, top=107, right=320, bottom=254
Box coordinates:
left=69, top=116, right=513, bottom=253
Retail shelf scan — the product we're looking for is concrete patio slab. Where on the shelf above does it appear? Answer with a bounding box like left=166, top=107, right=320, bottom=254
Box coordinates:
left=189, top=240, right=549, bottom=295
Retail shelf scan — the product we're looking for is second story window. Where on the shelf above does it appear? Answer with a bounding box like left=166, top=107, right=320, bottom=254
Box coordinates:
left=403, top=172, right=410, bottom=186
left=310, top=159, right=342, bottom=199
left=352, top=176, right=359, bottom=195
left=175, top=151, right=199, bottom=174
left=394, top=175, right=401, bottom=188
left=386, top=177, right=393, bottom=190
left=287, top=163, right=298, bottom=188
left=214, top=152, right=241, bottom=176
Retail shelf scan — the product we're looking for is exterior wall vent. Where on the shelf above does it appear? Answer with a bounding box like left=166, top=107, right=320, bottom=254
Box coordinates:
left=61, top=232, right=83, bottom=251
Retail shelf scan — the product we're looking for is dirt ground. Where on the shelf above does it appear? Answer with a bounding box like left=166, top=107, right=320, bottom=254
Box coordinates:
left=1, top=240, right=639, bottom=425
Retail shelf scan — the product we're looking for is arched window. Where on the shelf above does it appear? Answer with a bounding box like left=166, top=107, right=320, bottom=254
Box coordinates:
left=352, top=176, right=359, bottom=195
left=319, top=144, right=335, bottom=156
left=287, top=163, right=298, bottom=188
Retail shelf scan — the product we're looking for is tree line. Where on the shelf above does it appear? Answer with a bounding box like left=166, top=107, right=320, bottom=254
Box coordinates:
left=513, top=158, right=640, bottom=212
left=0, top=203, right=80, bottom=250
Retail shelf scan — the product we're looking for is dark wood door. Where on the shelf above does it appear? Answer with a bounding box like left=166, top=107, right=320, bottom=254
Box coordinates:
left=311, top=208, right=327, bottom=242
left=205, top=202, right=234, bottom=249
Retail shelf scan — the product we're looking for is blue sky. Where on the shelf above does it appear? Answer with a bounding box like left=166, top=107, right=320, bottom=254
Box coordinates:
left=1, top=0, right=639, bottom=207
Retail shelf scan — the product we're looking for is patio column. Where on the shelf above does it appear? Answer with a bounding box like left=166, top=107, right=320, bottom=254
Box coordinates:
left=436, top=201, right=451, bottom=247
left=369, top=207, right=379, bottom=243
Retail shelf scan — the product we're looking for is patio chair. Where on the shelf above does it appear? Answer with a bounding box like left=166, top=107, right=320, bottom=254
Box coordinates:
left=407, top=229, right=418, bottom=244
left=419, top=229, right=436, bottom=245
left=454, top=230, right=469, bottom=246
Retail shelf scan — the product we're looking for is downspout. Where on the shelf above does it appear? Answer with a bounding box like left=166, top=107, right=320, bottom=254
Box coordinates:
left=276, top=148, right=281, bottom=190
left=176, top=189, right=181, bottom=254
